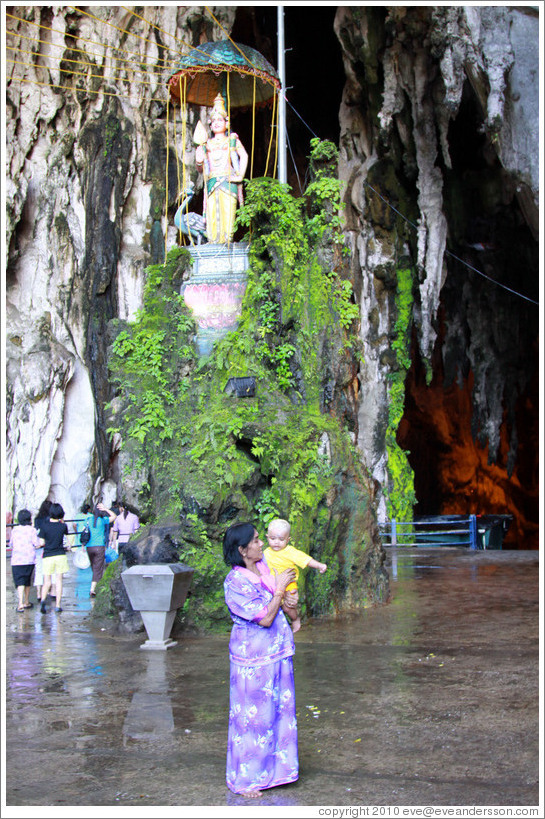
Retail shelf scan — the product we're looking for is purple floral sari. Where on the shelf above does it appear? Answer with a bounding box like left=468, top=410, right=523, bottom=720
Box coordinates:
left=224, top=560, right=298, bottom=794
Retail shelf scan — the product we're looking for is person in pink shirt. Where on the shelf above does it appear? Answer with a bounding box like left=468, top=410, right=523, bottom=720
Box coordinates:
left=9, top=509, right=41, bottom=611
left=111, top=501, right=140, bottom=553
left=6, top=510, right=13, bottom=545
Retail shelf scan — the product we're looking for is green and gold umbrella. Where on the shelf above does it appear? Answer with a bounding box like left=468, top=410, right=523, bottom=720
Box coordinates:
left=168, top=40, right=280, bottom=109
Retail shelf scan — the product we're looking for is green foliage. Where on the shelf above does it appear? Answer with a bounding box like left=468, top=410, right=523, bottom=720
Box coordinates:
left=307, top=552, right=339, bottom=615
left=235, top=177, right=305, bottom=270
left=108, top=248, right=194, bottom=458
left=93, top=556, right=123, bottom=616
left=107, top=140, right=373, bottom=625
left=336, top=280, right=360, bottom=328
left=307, top=137, right=339, bottom=166
left=391, top=268, right=413, bottom=372
left=231, top=143, right=358, bottom=395
left=305, top=138, right=346, bottom=244
left=103, top=114, right=120, bottom=158
left=385, top=267, right=416, bottom=521
left=176, top=514, right=229, bottom=630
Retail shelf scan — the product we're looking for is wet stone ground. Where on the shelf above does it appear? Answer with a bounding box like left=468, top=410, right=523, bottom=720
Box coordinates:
left=3, top=547, right=541, bottom=812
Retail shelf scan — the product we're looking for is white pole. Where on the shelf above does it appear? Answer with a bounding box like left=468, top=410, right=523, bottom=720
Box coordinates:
left=277, top=5, right=287, bottom=184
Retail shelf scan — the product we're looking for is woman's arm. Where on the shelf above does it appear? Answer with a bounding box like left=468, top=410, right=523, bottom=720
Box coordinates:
left=97, top=503, right=117, bottom=523
left=257, top=590, right=285, bottom=628
left=257, top=568, right=296, bottom=628
left=281, top=603, right=299, bottom=622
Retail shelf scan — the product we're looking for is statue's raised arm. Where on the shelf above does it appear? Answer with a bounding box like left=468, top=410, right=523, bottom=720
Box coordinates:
left=194, top=94, right=248, bottom=244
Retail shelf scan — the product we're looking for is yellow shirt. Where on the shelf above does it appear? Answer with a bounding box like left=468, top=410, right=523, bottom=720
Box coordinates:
left=263, top=544, right=312, bottom=588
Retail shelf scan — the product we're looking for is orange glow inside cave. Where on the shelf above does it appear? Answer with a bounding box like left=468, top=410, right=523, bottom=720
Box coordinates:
left=397, top=354, right=539, bottom=550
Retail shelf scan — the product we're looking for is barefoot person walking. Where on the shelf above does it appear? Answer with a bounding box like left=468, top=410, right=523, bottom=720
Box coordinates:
left=223, top=522, right=299, bottom=798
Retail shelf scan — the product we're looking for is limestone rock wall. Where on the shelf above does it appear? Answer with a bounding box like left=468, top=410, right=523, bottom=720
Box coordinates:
left=5, top=4, right=539, bottom=543
left=334, top=5, right=539, bottom=520
left=5, top=5, right=233, bottom=518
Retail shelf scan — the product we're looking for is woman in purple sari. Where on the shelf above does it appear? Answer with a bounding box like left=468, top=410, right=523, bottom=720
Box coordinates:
left=223, top=522, right=299, bottom=798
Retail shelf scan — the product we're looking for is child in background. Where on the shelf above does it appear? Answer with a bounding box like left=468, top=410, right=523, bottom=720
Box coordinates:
left=263, top=518, right=327, bottom=633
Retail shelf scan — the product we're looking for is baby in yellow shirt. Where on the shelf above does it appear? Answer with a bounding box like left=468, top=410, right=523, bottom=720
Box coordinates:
left=264, top=518, right=327, bottom=633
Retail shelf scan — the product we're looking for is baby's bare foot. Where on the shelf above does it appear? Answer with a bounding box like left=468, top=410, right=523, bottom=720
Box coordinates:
left=292, top=617, right=301, bottom=633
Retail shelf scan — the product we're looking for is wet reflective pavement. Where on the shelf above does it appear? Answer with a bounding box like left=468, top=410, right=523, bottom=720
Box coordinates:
left=3, top=548, right=541, bottom=812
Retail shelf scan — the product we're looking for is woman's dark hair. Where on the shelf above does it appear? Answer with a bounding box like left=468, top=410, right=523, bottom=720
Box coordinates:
left=223, top=522, right=256, bottom=567
left=115, top=499, right=129, bottom=519
left=37, top=499, right=51, bottom=518
left=49, top=502, right=64, bottom=519
left=17, top=509, right=32, bottom=526
left=80, top=502, right=91, bottom=514
left=92, top=506, right=108, bottom=527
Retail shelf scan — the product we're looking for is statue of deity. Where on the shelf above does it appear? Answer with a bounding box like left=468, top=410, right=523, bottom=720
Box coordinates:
left=194, top=93, right=248, bottom=244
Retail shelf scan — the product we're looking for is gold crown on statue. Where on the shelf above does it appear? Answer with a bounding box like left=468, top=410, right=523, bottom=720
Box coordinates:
left=210, top=93, right=228, bottom=120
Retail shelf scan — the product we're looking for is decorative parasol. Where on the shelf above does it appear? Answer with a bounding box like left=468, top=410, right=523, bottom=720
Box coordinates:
left=168, top=40, right=280, bottom=109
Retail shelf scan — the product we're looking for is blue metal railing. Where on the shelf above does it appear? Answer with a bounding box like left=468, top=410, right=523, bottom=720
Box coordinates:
left=379, top=515, right=479, bottom=549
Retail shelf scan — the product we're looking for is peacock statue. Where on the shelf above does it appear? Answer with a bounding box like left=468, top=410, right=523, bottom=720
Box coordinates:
left=174, top=181, right=208, bottom=244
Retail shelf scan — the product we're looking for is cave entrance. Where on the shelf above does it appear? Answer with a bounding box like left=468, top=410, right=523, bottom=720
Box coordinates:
left=397, top=328, right=538, bottom=550
left=397, top=80, right=539, bottom=550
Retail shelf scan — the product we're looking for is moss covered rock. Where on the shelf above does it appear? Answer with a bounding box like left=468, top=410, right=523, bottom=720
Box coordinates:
left=103, top=141, right=389, bottom=629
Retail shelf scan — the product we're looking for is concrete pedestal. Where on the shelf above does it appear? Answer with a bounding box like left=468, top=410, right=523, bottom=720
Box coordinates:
left=183, top=242, right=250, bottom=356
left=121, top=563, right=194, bottom=651
left=139, top=610, right=178, bottom=650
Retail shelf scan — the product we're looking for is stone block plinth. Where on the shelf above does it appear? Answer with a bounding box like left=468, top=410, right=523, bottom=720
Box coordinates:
left=121, top=563, right=194, bottom=650
left=183, top=242, right=250, bottom=356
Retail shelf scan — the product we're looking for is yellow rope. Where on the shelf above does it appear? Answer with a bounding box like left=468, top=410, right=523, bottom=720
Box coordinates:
left=181, top=76, right=193, bottom=246
left=264, top=90, right=277, bottom=178
left=6, top=11, right=179, bottom=70
left=250, top=76, right=256, bottom=180
left=175, top=76, right=183, bottom=245
left=121, top=5, right=187, bottom=51
left=165, top=97, right=170, bottom=261
left=5, top=31, right=175, bottom=78
left=204, top=6, right=260, bottom=71
left=72, top=6, right=215, bottom=69
left=7, top=10, right=251, bottom=107
left=119, top=6, right=218, bottom=65
left=7, top=73, right=168, bottom=105
left=6, top=55, right=165, bottom=91
left=226, top=72, right=232, bottom=248
left=227, top=70, right=231, bottom=152
left=273, top=92, right=279, bottom=180
left=70, top=5, right=171, bottom=55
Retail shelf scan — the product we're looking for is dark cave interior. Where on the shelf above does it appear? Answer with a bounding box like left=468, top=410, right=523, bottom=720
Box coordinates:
left=231, top=7, right=539, bottom=548
left=230, top=5, right=344, bottom=191
left=399, top=80, right=539, bottom=549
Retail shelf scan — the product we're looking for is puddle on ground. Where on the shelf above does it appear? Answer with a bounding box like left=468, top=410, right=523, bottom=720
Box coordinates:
left=4, top=548, right=539, bottom=808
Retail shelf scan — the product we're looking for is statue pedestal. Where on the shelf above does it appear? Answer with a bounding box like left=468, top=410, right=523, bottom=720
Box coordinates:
left=183, top=243, right=250, bottom=356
